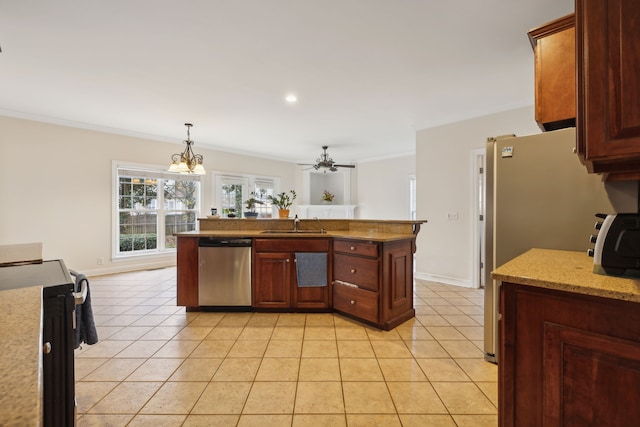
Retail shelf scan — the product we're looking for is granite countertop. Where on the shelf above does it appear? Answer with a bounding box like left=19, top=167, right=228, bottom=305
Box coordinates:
left=492, top=248, right=640, bottom=302
left=0, top=285, right=43, bottom=426
left=176, top=218, right=426, bottom=242
left=176, top=229, right=416, bottom=242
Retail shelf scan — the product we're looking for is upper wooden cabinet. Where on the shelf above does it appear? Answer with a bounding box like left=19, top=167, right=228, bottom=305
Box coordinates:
left=528, top=14, right=576, bottom=131
left=576, top=0, right=640, bottom=180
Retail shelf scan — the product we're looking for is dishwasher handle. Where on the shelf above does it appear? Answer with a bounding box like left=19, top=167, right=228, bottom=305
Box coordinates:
left=198, top=238, right=252, bottom=247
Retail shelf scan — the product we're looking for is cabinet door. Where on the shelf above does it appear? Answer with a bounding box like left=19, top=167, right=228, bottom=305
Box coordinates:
left=253, top=252, right=292, bottom=308
left=544, top=323, right=640, bottom=426
left=500, top=282, right=640, bottom=426
left=529, top=14, right=576, bottom=130
left=293, top=253, right=331, bottom=309
left=576, top=0, right=640, bottom=175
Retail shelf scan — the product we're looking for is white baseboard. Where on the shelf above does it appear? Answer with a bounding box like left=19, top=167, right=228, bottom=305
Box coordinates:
left=415, top=272, right=474, bottom=288
left=80, top=259, right=176, bottom=277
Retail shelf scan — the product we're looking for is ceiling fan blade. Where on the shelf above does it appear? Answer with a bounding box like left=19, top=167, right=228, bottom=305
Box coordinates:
left=333, top=164, right=356, bottom=168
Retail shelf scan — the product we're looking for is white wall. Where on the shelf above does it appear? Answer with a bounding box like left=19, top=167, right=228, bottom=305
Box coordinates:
left=0, top=116, right=296, bottom=275
left=415, top=106, right=541, bottom=287
left=356, top=155, right=415, bottom=219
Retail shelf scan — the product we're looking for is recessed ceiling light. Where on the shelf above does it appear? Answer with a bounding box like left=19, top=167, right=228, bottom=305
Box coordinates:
left=285, top=94, right=298, bottom=103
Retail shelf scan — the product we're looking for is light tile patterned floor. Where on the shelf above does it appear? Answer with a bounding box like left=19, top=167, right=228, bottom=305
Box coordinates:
left=75, top=267, right=497, bottom=426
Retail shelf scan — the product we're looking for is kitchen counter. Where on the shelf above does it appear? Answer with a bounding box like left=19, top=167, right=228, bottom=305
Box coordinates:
left=176, top=229, right=416, bottom=242
left=175, top=218, right=426, bottom=242
left=0, top=285, right=43, bottom=426
left=491, top=248, right=640, bottom=302
left=496, top=248, right=640, bottom=425
left=176, top=218, right=426, bottom=329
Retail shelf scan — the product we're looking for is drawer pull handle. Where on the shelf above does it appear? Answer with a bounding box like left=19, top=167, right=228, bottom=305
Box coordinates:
left=350, top=300, right=356, bottom=305
left=350, top=246, right=356, bottom=251
left=43, top=342, right=52, bottom=354
left=350, top=269, right=356, bottom=274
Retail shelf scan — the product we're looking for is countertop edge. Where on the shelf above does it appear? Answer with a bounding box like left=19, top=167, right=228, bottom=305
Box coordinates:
left=492, top=248, right=640, bottom=303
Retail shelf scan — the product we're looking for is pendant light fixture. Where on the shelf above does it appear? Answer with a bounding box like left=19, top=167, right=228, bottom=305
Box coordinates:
left=168, top=123, right=206, bottom=175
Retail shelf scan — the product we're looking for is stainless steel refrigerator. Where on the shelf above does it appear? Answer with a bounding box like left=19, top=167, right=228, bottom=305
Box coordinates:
left=483, top=127, right=639, bottom=363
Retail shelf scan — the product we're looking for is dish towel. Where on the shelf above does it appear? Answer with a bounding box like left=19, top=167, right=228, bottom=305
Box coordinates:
left=70, top=270, right=99, bottom=349
left=295, top=252, right=328, bottom=287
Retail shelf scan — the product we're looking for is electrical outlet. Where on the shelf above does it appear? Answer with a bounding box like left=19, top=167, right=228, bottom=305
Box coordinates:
left=97, top=257, right=104, bottom=265
left=447, top=212, right=458, bottom=220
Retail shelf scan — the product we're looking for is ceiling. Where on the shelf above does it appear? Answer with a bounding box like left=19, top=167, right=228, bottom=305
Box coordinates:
left=0, top=0, right=574, bottom=164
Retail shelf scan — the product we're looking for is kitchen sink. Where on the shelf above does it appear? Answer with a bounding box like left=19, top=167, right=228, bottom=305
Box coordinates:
left=261, top=230, right=327, bottom=234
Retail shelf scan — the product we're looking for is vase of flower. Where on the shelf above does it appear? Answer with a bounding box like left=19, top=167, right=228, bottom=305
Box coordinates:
left=267, top=190, right=296, bottom=219
left=278, top=209, right=290, bottom=219
left=322, top=190, right=335, bottom=205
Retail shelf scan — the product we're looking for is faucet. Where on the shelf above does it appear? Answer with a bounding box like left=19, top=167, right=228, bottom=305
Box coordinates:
left=294, top=214, right=300, bottom=232
left=312, top=217, right=326, bottom=233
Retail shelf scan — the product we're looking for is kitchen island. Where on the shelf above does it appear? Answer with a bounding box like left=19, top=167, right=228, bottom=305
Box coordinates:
left=492, top=248, right=640, bottom=426
left=175, top=218, right=425, bottom=330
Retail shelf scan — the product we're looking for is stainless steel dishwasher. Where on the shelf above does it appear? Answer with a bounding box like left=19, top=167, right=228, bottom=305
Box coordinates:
left=198, top=237, right=252, bottom=307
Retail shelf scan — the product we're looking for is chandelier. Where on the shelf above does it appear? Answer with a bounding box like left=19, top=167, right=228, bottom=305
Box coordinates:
left=168, top=123, right=206, bottom=175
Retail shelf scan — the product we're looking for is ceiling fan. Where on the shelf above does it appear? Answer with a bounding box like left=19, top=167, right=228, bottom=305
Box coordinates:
left=299, top=146, right=356, bottom=172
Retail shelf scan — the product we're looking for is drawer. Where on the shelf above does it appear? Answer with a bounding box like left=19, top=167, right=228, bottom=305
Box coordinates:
left=254, top=238, right=330, bottom=253
left=334, top=253, right=379, bottom=292
left=333, top=282, right=378, bottom=324
left=333, top=239, right=379, bottom=258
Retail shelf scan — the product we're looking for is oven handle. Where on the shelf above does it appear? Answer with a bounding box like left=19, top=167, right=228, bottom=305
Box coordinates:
left=73, top=279, right=87, bottom=305
left=69, top=269, right=88, bottom=305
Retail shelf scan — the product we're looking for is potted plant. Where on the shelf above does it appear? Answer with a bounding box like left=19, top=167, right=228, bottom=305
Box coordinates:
left=267, top=190, right=297, bottom=218
left=322, top=190, right=335, bottom=204
left=244, top=192, right=264, bottom=219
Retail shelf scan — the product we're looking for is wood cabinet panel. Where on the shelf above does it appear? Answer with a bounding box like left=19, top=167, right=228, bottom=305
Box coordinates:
left=500, top=282, right=640, bottom=426
left=544, top=323, right=640, bottom=426
left=576, top=0, right=640, bottom=177
left=253, top=238, right=331, bottom=310
left=254, top=238, right=329, bottom=253
left=253, top=252, right=292, bottom=308
left=333, top=239, right=379, bottom=258
left=528, top=14, right=576, bottom=131
left=334, top=253, right=379, bottom=291
left=176, top=236, right=198, bottom=307
left=380, top=240, right=414, bottom=327
left=333, top=282, right=378, bottom=324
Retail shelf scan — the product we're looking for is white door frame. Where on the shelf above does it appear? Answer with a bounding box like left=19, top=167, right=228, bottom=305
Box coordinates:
left=470, top=148, right=486, bottom=289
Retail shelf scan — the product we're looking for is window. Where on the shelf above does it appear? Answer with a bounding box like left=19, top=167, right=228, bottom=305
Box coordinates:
left=115, top=164, right=201, bottom=257
left=215, top=174, right=278, bottom=218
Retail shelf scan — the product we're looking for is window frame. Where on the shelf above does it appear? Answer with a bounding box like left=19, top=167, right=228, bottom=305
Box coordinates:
left=112, top=161, right=202, bottom=260
left=213, top=172, right=280, bottom=218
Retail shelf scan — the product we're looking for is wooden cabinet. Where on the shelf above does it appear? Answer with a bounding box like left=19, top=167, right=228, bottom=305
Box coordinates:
left=576, top=0, right=640, bottom=180
left=253, top=238, right=331, bottom=310
left=333, top=238, right=414, bottom=330
left=528, top=14, right=576, bottom=131
left=500, top=282, right=640, bottom=426
left=176, top=236, right=198, bottom=307
left=42, top=283, right=76, bottom=427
